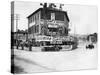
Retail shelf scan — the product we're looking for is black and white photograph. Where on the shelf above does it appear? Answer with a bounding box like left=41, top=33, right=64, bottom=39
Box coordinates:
left=11, top=1, right=98, bottom=74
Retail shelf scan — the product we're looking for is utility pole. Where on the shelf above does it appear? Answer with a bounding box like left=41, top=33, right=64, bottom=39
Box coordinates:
left=16, top=14, right=19, bottom=32
left=15, top=14, right=20, bottom=49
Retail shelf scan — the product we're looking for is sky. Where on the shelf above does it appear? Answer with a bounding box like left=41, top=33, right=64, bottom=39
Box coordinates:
left=13, top=1, right=98, bottom=34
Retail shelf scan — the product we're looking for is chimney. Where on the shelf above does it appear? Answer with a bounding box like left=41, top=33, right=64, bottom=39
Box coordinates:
left=44, top=3, right=47, bottom=8
left=59, top=4, right=64, bottom=10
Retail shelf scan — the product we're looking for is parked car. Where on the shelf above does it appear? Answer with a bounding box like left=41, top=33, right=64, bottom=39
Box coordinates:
left=42, top=45, right=62, bottom=51
left=86, top=44, right=94, bottom=49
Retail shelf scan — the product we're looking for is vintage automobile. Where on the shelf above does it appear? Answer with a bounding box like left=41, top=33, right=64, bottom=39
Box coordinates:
left=86, top=44, right=94, bottom=49
left=42, top=45, right=62, bottom=51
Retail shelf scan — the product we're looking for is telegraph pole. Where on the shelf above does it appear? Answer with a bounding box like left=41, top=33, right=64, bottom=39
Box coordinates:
left=16, top=14, right=19, bottom=32
left=15, top=14, right=20, bottom=49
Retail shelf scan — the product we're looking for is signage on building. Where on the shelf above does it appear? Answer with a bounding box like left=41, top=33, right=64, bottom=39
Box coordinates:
left=35, top=35, right=72, bottom=42
left=35, top=35, right=53, bottom=41
left=51, top=13, right=55, bottom=21
left=40, top=21, right=64, bottom=28
left=48, top=24, right=58, bottom=28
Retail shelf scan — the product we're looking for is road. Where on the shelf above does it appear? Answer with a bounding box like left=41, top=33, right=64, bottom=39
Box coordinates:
left=12, top=43, right=98, bottom=73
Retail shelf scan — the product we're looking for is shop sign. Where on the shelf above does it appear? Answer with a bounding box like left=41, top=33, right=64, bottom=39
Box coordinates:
left=35, top=35, right=53, bottom=41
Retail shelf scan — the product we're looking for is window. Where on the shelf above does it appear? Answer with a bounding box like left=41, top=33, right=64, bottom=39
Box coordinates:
left=30, top=17, right=32, bottom=23
left=51, top=13, right=55, bottom=20
left=28, top=18, right=30, bottom=24
left=34, top=25, right=36, bottom=33
left=32, top=15, right=34, bottom=22
left=35, top=15, right=36, bottom=21
left=41, top=10, right=44, bottom=19
left=33, top=25, right=35, bottom=33
left=36, top=25, right=39, bottom=33
left=37, top=13, right=39, bottom=20
left=46, top=12, right=51, bottom=20
left=55, top=12, right=64, bottom=21
left=29, top=17, right=32, bottom=23
left=41, top=10, right=51, bottom=20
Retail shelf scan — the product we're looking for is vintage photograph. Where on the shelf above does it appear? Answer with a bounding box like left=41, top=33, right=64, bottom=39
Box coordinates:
left=11, top=1, right=98, bottom=74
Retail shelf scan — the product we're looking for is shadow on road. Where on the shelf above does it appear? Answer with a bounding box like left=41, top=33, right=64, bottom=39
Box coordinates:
left=15, top=56, right=57, bottom=71
left=11, top=55, right=25, bottom=74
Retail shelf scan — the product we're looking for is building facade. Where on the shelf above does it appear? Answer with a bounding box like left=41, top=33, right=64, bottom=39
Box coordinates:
left=27, top=6, right=70, bottom=40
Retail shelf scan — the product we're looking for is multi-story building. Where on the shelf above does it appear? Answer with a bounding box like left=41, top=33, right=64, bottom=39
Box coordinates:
left=27, top=3, right=69, bottom=38
left=27, top=3, right=71, bottom=46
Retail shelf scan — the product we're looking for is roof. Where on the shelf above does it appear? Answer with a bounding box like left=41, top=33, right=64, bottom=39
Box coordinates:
left=27, top=8, right=69, bottom=22
left=27, top=8, right=42, bottom=18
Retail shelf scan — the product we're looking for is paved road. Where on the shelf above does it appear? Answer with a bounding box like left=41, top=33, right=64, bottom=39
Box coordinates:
left=13, top=43, right=97, bottom=73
